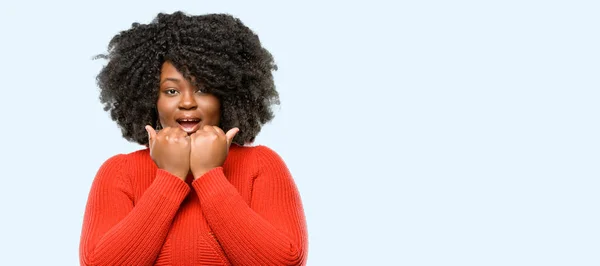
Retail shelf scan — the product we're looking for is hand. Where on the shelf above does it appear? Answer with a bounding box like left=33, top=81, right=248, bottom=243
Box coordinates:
left=190, top=125, right=239, bottom=179
left=145, top=125, right=191, bottom=181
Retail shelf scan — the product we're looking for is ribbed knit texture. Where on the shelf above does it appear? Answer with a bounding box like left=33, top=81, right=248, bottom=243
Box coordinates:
left=79, top=145, right=308, bottom=266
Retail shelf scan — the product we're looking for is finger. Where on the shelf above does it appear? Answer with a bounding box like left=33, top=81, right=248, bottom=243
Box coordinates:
left=225, top=127, right=239, bottom=146
left=157, top=127, right=168, bottom=141
left=145, top=125, right=157, bottom=148
left=146, top=125, right=157, bottom=139
left=176, top=128, right=191, bottom=141
left=201, top=124, right=216, bottom=133
left=201, top=125, right=220, bottom=139
left=157, top=126, right=170, bottom=136
left=171, top=126, right=186, bottom=136
left=189, top=129, right=204, bottom=141
left=212, top=126, right=225, bottom=136
left=177, top=128, right=189, bottom=138
left=167, top=127, right=185, bottom=142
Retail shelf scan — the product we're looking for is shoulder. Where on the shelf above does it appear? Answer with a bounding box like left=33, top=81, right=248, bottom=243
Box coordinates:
left=96, top=148, right=152, bottom=175
left=97, top=153, right=127, bottom=173
left=253, top=145, right=285, bottom=161
left=124, top=148, right=151, bottom=162
left=240, top=144, right=290, bottom=175
left=230, top=144, right=284, bottom=161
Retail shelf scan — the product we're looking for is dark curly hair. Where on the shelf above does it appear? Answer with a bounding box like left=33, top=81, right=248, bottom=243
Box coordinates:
left=95, top=11, right=279, bottom=146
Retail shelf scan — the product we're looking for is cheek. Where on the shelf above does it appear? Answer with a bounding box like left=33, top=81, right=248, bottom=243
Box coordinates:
left=200, top=96, right=221, bottom=122
left=156, top=97, right=177, bottom=118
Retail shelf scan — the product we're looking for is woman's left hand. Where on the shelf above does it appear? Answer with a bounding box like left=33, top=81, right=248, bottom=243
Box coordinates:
left=190, top=125, right=239, bottom=179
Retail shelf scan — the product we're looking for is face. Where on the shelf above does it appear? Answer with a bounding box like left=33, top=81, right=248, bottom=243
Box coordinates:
left=156, top=61, right=221, bottom=134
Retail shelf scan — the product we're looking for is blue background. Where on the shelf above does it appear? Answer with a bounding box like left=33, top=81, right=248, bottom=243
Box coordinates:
left=0, top=1, right=598, bottom=265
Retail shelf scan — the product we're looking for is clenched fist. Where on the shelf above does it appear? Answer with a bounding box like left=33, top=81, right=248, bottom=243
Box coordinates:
left=190, top=125, right=239, bottom=179
left=145, top=125, right=191, bottom=181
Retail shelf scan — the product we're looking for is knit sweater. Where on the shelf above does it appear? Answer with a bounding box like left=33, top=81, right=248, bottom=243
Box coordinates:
left=79, top=144, right=308, bottom=265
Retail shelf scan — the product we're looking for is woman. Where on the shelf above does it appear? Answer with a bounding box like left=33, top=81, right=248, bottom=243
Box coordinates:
left=79, top=11, right=308, bottom=265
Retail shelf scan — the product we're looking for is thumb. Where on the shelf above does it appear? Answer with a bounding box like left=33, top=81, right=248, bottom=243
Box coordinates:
left=225, top=127, right=239, bottom=146
left=145, top=125, right=157, bottom=148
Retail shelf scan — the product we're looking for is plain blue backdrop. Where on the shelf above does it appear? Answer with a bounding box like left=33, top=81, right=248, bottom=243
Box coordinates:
left=0, top=1, right=598, bottom=265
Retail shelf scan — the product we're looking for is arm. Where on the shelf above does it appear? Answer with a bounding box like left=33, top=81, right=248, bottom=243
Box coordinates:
left=192, top=146, right=308, bottom=266
left=79, top=154, right=190, bottom=266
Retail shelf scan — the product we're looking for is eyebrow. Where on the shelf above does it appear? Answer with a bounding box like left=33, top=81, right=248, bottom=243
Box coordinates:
left=160, top=77, right=181, bottom=85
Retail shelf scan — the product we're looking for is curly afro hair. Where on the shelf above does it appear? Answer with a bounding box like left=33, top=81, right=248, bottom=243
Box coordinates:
left=95, top=11, right=279, bottom=146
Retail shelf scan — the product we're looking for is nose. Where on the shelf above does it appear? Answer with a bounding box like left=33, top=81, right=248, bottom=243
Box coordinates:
left=178, top=91, right=198, bottom=110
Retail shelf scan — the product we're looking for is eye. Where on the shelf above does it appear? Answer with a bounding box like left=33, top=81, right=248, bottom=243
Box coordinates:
left=164, top=89, right=179, bottom=95
left=195, top=88, right=206, bottom=94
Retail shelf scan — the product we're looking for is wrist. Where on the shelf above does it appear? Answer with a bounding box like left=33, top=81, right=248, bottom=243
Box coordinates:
left=161, top=167, right=188, bottom=180
left=192, top=167, right=215, bottom=180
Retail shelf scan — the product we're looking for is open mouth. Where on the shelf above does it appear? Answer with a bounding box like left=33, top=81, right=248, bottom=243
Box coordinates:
left=176, top=118, right=201, bottom=133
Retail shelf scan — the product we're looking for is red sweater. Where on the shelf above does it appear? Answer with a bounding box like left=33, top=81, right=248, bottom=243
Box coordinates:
left=79, top=144, right=308, bottom=265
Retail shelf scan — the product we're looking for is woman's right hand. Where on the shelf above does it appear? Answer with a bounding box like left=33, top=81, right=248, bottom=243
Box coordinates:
left=145, top=125, right=191, bottom=181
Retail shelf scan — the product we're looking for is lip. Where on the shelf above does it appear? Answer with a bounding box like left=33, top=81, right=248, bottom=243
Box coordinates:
left=176, top=115, right=202, bottom=134
left=176, top=114, right=202, bottom=121
left=178, top=121, right=201, bottom=134
left=175, top=113, right=202, bottom=134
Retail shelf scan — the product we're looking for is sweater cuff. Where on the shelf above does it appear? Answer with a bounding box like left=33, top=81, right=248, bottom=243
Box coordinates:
left=192, top=167, right=236, bottom=202
left=150, top=169, right=191, bottom=204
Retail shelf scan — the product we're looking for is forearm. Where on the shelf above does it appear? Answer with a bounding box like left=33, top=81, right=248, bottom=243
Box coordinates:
left=192, top=168, right=307, bottom=266
left=80, top=170, right=189, bottom=266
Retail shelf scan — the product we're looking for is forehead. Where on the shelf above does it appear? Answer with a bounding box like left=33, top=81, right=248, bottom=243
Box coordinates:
left=160, top=61, right=184, bottom=78
left=159, top=61, right=202, bottom=86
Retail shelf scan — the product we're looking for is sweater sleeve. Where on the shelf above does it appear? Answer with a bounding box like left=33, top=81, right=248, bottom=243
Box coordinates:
left=192, top=146, right=308, bottom=266
left=79, top=154, right=190, bottom=266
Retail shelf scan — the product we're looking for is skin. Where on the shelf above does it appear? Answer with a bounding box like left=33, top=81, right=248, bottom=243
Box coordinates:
left=145, top=61, right=239, bottom=181
left=156, top=61, right=222, bottom=133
